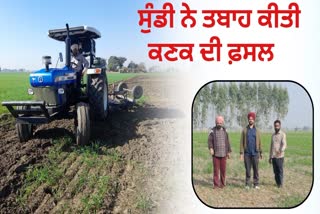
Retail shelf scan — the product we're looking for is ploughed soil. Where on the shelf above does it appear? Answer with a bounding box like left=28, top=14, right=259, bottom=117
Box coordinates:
left=0, top=74, right=185, bottom=213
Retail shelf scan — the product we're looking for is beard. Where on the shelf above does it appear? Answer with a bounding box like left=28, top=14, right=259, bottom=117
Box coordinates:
left=72, top=50, right=78, bottom=56
left=275, top=128, right=280, bottom=133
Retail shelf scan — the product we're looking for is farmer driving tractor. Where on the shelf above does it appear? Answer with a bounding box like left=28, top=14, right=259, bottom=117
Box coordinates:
left=1, top=24, right=143, bottom=145
left=71, top=43, right=89, bottom=96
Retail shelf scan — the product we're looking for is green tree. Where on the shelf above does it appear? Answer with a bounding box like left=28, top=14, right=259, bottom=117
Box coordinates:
left=137, top=62, right=147, bottom=73
left=128, top=61, right=138, bottom=72
left=237, top=83, right=248, bottom=127
left=199, top=85, right=210, bottom=128
left=107, top=56, right=127, bottom=71
left=274, top=86, right=289, bottom=120
left=216, top=84, right=228, bottom=115
left=192, top=82, right=290, bottom=130
left=193, top=95, right=201, bottom=128
left=228, top=82, right=238, bottom=128
left=209, top=82, right=219, bottom=123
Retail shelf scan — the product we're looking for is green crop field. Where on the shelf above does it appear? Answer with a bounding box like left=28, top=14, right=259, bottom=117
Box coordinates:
left=192, top=131, right=313, bottom=208
left=0, top=72, right=138, bottom=114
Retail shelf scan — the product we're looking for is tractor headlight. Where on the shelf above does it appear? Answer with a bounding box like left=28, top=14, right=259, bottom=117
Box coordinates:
left=27, top=88, right=34, bottom=95
left=87, top=68, right=101, bottom=74
left=58, top=88, right=65, bottom=94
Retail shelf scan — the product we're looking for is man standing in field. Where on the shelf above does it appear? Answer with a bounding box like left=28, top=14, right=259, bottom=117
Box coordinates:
left=240, top=112, right=262, bottom=189
left=269, top=120, right=287, bottom=188
left=208, top=116, right=232, bottom=189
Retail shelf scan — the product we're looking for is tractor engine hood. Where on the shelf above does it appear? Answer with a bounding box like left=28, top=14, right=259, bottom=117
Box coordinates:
left=30, top=66, right=76, bottom=87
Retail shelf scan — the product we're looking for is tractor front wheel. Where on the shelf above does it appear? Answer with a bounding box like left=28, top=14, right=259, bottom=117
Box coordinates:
left=75, top=102, right=90, bottom=145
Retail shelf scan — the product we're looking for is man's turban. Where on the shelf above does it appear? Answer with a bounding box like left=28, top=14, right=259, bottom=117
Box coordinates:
left=247, top=112, right=256, bottom=120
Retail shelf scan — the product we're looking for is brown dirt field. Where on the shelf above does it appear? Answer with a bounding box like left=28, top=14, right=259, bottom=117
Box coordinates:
left=0, top=74, right=185, bottom=213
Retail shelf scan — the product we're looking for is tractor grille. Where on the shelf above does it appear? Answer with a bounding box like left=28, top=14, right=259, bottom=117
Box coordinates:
left=32, top=87, right=66, bottom=106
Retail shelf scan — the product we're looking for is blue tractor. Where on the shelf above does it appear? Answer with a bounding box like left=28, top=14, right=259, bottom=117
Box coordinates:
left=2, top=24, right=143, bottom=145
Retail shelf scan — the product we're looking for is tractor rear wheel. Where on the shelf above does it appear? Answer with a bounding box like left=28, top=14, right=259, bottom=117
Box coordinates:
left=75, top=102, right=90, bottom=145
left=88, top=72, right=108, bottom=120
left=16, top=106, right=33, bottom=142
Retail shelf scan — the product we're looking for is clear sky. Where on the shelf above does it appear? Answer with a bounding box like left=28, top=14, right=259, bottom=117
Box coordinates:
left=281, top=82, right=313, bottom=130
left=0, top=0, right=159, bottom=70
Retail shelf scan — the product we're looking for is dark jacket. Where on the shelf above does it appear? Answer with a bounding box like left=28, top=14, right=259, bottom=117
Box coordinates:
left=208, top=127, right=232, bottom=154
left=240, top=125, right=262, bottom=155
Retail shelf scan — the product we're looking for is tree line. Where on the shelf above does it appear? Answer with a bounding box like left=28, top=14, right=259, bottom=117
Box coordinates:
left=107, top=56, right=147, bottom=73
left=193, top=82, right=289, bottom=130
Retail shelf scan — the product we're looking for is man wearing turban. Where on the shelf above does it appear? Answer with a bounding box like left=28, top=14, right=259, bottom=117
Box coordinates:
left=208, top=116, right=232, bottom=189
left=240, top=112, right=262, bottom=189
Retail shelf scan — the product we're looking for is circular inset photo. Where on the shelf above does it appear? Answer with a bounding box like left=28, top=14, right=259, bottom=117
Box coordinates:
left=192, top=81, right=313, bottom=208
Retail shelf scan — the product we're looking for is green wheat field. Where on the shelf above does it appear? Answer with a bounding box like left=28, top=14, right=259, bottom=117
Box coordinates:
left=192, top=131, right=313, bottom=208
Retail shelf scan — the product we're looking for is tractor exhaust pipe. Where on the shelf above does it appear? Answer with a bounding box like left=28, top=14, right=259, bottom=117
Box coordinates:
left=65, top=24, right=71, bottom=68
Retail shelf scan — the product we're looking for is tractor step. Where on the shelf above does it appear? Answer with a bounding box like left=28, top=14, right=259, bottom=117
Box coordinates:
left=17, top=116, right=50, bottom=124
left=1, top=101, right=50, bottom=124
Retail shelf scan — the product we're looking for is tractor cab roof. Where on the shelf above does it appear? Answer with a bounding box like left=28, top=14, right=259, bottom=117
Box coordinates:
left=48, top=26, right=101, bottom=41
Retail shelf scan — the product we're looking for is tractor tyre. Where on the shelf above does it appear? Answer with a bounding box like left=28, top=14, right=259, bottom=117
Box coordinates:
left=75, top=102, right=90, bottom=146
left=132, top=85, right=143, bottom=99
left=16, top=106, right=33, bottom=142
left=116, top=82, right=128, bottom=92
left=88, top=72, right=108, bottom=121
